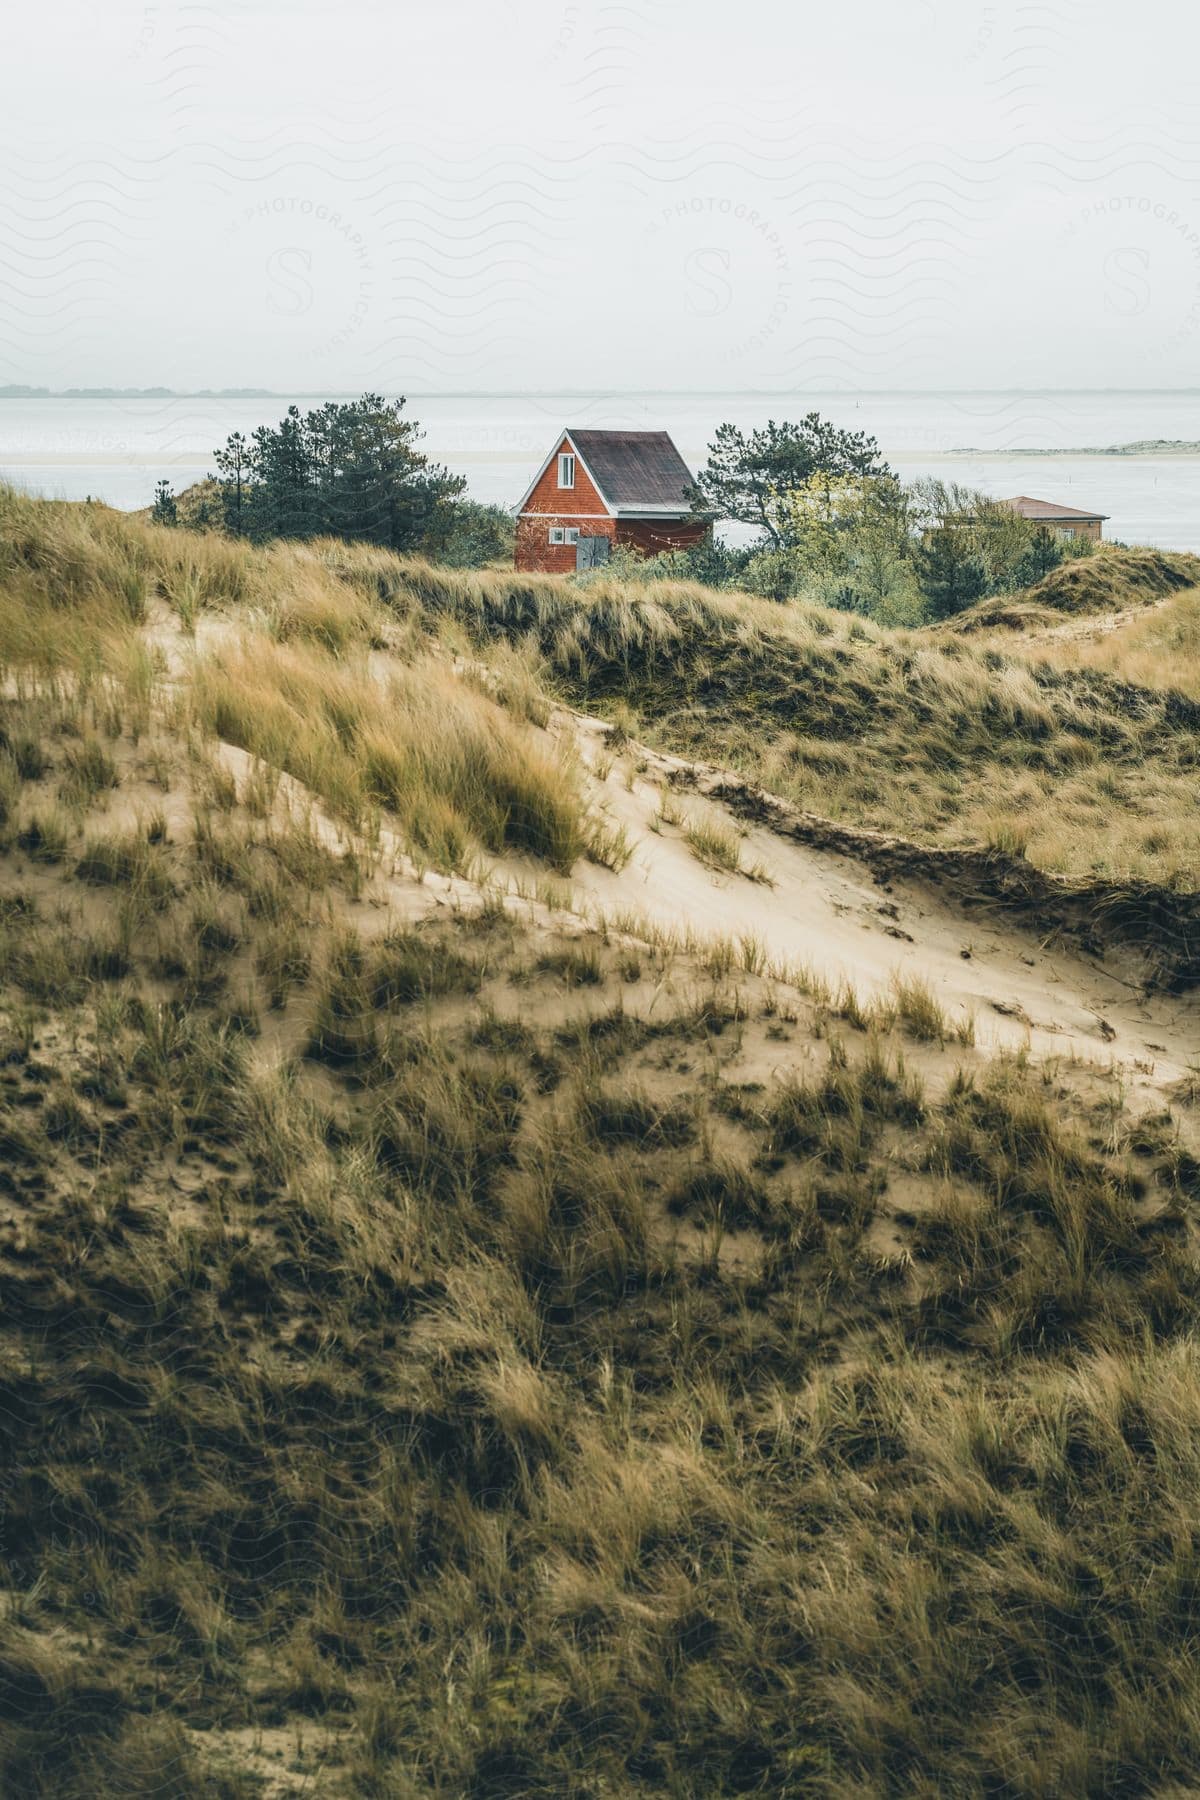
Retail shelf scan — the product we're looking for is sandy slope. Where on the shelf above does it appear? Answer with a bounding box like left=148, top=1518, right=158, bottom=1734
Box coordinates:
left=151, top=606, right=1196, bottom=1112
left=202, top=698, right=1196, bottom=1114
left=544, top=715, right=1198, bottom=1110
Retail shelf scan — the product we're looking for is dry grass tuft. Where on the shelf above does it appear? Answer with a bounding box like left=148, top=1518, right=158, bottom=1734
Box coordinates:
left=191, top=636, right=588, bottom=871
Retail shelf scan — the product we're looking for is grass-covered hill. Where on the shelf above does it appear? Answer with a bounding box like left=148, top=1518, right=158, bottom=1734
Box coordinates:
left=939, top=545, right=1200, bottom=636
left=992, top=545, right=1200, bottom=616
left=369, top=553, right=1200, bottom=894
left=1, top=489, right=1200, bottom=1796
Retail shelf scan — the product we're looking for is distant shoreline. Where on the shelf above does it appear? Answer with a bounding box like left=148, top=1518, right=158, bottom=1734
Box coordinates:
left=949, top=439, right=1200, bottom=457
left=0, top=386, right=284, bottom=401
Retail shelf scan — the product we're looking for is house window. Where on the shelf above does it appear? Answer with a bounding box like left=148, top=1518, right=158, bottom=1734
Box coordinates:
left=548, top=526, right=565, bottom=544
left=1058, top=527, right=1075, bottom=540
left=564, top=527, right=579, bottom=544
left=557, top=452, right=575, bottom=489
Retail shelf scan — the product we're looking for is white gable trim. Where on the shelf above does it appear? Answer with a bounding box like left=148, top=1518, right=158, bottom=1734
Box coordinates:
left=611, top=504, right=707, bottom=518
left=513, top=431, right=614, bottom=516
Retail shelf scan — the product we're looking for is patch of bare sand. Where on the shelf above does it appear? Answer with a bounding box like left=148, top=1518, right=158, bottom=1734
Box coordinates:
left=539, top=714, right=1199, bottom=1112
left=143, top=596, right=240, bottom=679
left=185, top=1720, right=344, bottom=1796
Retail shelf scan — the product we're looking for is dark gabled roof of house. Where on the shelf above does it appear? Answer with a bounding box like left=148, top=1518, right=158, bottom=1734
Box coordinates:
left=1002, top=495, right=1109, bottom=522
left=568, top=429, right=697, bottom=511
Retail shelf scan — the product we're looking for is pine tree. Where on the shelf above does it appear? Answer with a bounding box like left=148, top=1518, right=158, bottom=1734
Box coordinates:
left=689, top=415, right=894, bottom=546
left=915, top=526, right=989, bottom=618
left=210, top=396, right=465, bottom=551
left=213, top=431, right=251, bottom=535
left=151, top=479, right=177, bottom=525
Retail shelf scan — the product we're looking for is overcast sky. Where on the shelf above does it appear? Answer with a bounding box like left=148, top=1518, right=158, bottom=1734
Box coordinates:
left=4, top=0, right=1200, bottom=394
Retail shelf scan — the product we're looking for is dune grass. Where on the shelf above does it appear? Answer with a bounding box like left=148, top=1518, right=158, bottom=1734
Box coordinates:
left=1028, top=582, right=1200, bottom=699
left=191, top=635, right=588, bottom=872
left=1, top=811, right=1199, bottom=1794
left=5, top=490, right=1200, bottom=1792
left=942, top=546, right=1200, bottom=634
left=346, top=551, right=1200, bottom=890
left=682, top=812, right=771, bottom=883
left=0, top=499, right=589, bottom=876
left=1011, top=543, right=1200, bottom=613
left=684, top=814, right=745, bottom=873
left=10, top=488, right=1197, bottom=887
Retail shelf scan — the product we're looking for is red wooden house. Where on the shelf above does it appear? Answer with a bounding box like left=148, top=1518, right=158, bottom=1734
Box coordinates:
left=514, top=428, right=712, bottom=573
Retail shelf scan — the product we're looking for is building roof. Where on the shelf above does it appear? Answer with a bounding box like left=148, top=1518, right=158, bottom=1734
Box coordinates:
left=566, top=430, right=698, bottom=513
left=516, top=428, right=702, bottom=517
left=1002, top=495, right=1109, bottom=522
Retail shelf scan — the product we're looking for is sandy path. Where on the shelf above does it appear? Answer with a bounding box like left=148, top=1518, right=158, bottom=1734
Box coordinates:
left=552, top=718, right=1198, bottom=1110
left=1016, top=591, right=1181, bottom=648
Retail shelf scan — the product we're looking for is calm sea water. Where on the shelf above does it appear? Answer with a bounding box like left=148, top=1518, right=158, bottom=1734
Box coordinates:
left=2, top=391, right=1199, bottom=550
